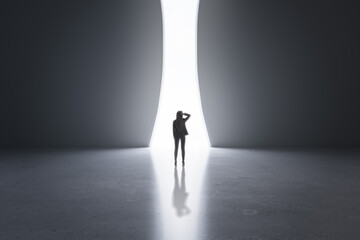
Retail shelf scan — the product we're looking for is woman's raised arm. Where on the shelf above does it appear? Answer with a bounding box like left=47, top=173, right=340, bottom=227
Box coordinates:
left=183, top=113, right=191, bottom=121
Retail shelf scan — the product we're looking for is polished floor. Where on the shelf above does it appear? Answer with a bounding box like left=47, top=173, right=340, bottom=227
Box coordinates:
left=1, top=148, right=360, bottom=240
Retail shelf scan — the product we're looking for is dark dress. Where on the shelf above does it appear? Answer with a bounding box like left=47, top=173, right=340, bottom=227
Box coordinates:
left=173, top=114, right=190, bottom=162
left=173, top=119, right=189, bottom=138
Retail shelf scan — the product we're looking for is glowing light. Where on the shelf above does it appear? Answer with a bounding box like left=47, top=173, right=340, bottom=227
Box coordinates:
left=150, top=1, right=210, bottom=239
left=150, top=0, right=210, bottom=149
left=151, top=148, right=209, bottom=240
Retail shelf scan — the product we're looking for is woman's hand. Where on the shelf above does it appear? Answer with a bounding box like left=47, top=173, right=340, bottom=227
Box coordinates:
left=183, top=113, right=191, bottom=121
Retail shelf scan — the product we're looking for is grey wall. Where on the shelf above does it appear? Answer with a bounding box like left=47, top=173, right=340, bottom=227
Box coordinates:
left=198, top=0, right=360, bottom=147
left=2, top=0, right=360, bottom=148
left=0, top=1, right=162, bottom=147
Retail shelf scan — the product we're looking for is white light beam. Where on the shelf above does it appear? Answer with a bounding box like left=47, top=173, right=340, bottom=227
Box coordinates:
left=150, top=0, right=210, bottom=149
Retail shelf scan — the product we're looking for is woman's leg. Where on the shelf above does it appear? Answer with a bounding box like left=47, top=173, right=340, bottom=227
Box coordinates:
left=174, top=137, right=180, bottom=164
left=181, top=136, right=186, bottom=164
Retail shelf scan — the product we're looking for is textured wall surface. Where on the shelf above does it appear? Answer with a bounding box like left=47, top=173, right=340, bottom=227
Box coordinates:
left=2, top=1, right=360, bottom=148
left=198, top=0, right=360, bottom=147
left=0, top=1, right=162, bottom=147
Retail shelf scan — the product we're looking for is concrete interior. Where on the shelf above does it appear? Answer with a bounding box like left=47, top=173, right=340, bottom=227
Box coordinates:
left=1, top=1, right=360, bottom=239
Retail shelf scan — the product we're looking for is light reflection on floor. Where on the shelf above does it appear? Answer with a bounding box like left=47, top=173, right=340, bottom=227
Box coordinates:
left=151, top=147, right=209, bottom=240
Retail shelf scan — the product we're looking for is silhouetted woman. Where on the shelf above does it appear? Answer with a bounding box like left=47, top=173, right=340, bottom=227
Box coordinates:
left=173, top=111, right=190, bottom=166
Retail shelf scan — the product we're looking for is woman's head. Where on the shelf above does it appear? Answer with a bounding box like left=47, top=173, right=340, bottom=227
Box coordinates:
left=176, top=111, right=183, bottom=119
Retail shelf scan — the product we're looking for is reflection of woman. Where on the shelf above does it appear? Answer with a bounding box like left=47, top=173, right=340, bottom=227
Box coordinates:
left=173, top=168, right=190, bottom=217
left=173, top=111, right=191, bottom=166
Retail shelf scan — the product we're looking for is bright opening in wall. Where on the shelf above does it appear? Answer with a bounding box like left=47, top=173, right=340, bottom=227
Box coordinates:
left=150, top=0, right=210, bottom=149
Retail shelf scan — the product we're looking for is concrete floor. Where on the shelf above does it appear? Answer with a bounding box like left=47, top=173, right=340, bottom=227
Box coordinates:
left=0, top=148, right=359, bottom=240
